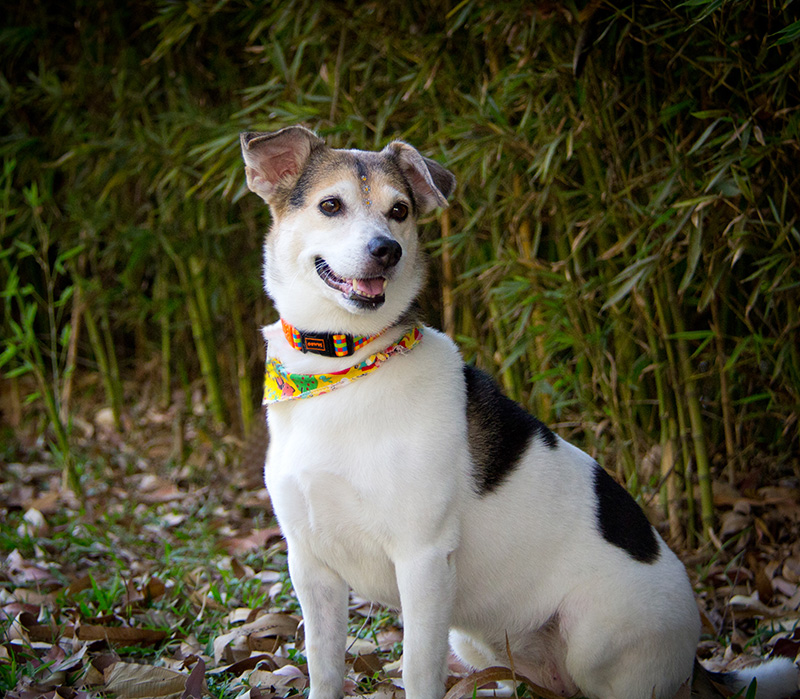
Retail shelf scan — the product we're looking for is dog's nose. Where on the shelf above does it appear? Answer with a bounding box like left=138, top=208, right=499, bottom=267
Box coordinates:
left=368, top=236, right=402, bottom=269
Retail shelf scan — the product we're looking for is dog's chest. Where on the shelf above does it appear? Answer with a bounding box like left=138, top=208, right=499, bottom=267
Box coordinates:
left=264, top=335, right=468, bottom=602
left=268, top=444, right=403, bottom=604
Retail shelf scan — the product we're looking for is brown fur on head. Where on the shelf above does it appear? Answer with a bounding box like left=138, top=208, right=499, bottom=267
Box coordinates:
left=241, top=126, right=455, bottom=219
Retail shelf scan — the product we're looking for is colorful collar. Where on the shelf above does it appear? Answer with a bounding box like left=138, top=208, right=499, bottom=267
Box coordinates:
left=281, top=319, right=380, bottom=358
left=264, top=326, right=423, bottom=404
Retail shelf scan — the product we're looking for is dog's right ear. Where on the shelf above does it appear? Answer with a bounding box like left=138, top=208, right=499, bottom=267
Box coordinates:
left=240, top=126, right=324, bottom=204
left=382, top=141, right=457, bottom=215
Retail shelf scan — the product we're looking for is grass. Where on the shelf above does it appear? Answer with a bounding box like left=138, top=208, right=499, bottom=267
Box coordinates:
left=0, top=450, right=285, bottom=697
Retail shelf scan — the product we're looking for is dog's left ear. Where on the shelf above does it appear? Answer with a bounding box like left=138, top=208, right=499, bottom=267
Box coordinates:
left=383, top=142, right=456, bottom=215
left=240, top=126, right=324, bottom=204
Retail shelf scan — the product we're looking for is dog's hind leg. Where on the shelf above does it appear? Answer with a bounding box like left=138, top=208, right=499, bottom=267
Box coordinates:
left=287, top=542, right=349, bottom=699
left=560, top=591, right=697, bottom=699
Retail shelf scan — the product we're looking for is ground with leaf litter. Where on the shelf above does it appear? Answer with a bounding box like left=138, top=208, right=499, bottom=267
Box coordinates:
left=1, top=383, right=799, bottom=699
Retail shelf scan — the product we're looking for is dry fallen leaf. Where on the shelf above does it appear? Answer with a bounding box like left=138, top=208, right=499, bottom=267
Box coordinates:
left=219, top=527, right=283, bottom=555
left=213, top=612, right=300, bottom=663
left=104, top=661, right=190, bottom=699
left=442, top=666, right=564, bottom=699
left=71, top=623, right=168, bottom=645
left=246, top=665, right=307, bottom=695
left=180, top=657, right=207, bottom=699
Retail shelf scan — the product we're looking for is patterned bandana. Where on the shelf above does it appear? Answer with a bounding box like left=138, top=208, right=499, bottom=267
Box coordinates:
left=263, top=326, right=423, bottom=404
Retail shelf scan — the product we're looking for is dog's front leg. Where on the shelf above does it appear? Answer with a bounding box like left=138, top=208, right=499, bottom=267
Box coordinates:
left=288, top=544, right=349, bottom=699
left=396, top=546, right=456, bottom=699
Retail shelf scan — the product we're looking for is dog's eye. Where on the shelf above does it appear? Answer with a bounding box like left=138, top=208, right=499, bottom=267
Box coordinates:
left=319, top=198, right=342, bottom=216
left=389, top=202, right=409, bottom=222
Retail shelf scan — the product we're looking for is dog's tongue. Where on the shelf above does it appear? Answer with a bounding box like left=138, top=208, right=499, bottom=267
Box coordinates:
left=353, top=277, right=385, bottom=297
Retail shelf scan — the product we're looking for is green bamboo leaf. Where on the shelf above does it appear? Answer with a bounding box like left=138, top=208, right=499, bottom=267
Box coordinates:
left=770, top=20, right=800, bottom=46
left=55, top=244, right=86, bottom=267
left=671, top=195, right=717, bottom=209
left=2, top=266, right=20, bottom=297
left=59, top=322, right=72, bottom=348
left=6, top=364, right=35, bottom=379
left=687, top=119, right=722, bottom=155
left=0, top=343, right=17, bottom=368
left=733, top=392, right=771, bottom=407
left=678, top=219, right=703, bottom=294
left=55, top=286, right=74, bottom=310
left=14, top=240, right=37, bottom=257
left=667, top=330, right=714, bottom=341
left=23, top=389, right=41, bottom=405
left=603, top=268, right=647, bottom=309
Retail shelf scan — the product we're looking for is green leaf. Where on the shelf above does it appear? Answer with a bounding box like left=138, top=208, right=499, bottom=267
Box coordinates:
left=770, top=20, right=800, bottom=46
left=13, top=240, right=37, bottom=257
left=687, top=119, right=722, bottom=155
left=679, top=220, right=703, bottom=294
left=0, top=343, right=18, bottom=368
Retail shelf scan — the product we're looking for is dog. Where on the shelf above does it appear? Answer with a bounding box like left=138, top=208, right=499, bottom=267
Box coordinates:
left=239, top=126, right=798, bottom=699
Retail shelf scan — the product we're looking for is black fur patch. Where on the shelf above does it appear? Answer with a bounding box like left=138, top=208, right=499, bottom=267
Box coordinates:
left=593, top=464, right=660, bottom=564
left=463, top=365, right=557, bottom=495
left=354, top=157, right=369, bottom=183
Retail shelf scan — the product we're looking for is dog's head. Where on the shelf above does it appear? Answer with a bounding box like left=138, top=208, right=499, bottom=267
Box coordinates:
left=241, top=126, right=455, bottom=335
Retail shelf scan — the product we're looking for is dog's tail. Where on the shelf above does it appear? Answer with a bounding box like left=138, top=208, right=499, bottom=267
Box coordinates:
left=694, top=657, right=798, bottom=698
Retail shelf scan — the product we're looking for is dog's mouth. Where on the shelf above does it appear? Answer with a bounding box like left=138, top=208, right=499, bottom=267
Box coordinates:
left=315, top=258, right=387, bottom=308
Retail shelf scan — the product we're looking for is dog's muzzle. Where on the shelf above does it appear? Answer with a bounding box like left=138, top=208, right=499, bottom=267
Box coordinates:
left=314, top=236, right=402, bottom=309
left=314, top=257, right=388, bottom=308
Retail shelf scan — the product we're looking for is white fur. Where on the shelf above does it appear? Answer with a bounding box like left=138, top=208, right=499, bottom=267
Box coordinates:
left=712, top=658, right=799, bottom=699
left=244, top=133, right=798, bottom=699
left=262, top=177, right=424, bottom=339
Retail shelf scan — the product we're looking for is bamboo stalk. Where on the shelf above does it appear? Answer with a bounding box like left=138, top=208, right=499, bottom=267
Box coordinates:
left=23, top=202, right=77, bottom=492
left=550, top=219, right=597, bottom=454
left=188, top=255, right=227, bottom=425
left=513, top=174, right=532, bottom=260
left=639, top=292, right=682, bottom=542
left=513, top=174, right=553, bottom=420
left=665, top=272, right=714, bottom=541
left=22, top=312, right=76, bottom=491
left=440, top=208, right=455, bottom=339
left=72, top=259, right=123, bottom=431
left=710, top=292, right=737, bottom=484
left=82, top=295, right=121, bottom=431
left=488, top=298, right=518, bottom=400
left=528, top=312, right=552, bottom=424
left=227, top=277, right=254, bottom=436
left=653, top=276, right=695, bottom=547
left=663, top=417, right=683, bottom=545
left=99, top=304, right=123, bottom=430
left=59, top=285, right=83, bottom=423
left=611, top=308, right=639, bottom=489
left=155, top=268, right=172, bottom=408
left=162, top=239, right=227, bottom=426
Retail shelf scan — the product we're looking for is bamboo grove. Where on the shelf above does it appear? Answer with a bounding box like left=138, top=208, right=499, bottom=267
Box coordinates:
left=2, top=1, right=799, bottom=545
